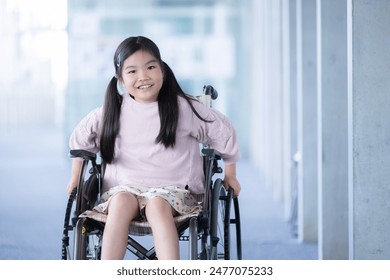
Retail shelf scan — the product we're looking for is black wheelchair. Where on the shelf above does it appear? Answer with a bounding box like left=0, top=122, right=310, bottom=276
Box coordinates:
left=61, top=86, right=242, bottom=260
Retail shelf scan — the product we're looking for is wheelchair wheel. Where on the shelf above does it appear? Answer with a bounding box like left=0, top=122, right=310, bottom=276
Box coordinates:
left=62, top=183, right=102, bottom=260
left=218, top=187, right=242, bottom=260
left=206, top=179, right=242, bottom=260
left=62, top=190, right=76, bottom=260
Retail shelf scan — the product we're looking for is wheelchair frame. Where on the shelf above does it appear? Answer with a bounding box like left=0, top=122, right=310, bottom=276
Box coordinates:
left=61, top=86, right=242, bottom=260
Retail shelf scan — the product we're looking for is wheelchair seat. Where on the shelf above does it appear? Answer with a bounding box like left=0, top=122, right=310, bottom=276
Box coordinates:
left=79, top=208, right=199, bottom=236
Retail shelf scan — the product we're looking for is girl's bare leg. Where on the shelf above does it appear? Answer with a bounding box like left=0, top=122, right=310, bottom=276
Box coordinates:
left=145, top=197, right=179, bottom=260
left=101, top=192, right=139, bottom=259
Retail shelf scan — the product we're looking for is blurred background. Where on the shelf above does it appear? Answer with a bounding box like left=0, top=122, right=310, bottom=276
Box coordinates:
left=1, top=0, right=390, bottom=260
left=0, top=0, right=251, bottom=149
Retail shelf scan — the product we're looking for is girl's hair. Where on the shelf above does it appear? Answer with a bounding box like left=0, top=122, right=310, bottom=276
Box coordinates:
left=100, top=36, right=209, bottom=163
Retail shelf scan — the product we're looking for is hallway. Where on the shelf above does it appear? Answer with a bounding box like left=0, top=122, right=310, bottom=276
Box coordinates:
left=2, top=0, right=390, bottom=261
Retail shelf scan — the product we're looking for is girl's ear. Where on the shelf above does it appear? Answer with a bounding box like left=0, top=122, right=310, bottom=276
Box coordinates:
left=116, top=79, right=127, bottom=95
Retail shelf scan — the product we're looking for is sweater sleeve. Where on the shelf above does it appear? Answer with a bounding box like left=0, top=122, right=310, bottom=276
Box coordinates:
left=190, top=100, right=241, bottom=165
left=69, top=107, right=102, bottom=153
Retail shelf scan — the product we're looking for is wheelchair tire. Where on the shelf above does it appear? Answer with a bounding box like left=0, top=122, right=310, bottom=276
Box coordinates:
left=209, top=179, right=242, bottom=260
left=210, top=179, right=229, bottom=259
left=233, top=195, right=242, bottom=259
left=222, top=188, right=242, bottom=260
left=62, top=190, right=76, bottom=260
left=62, top=190, right=102, bottom=260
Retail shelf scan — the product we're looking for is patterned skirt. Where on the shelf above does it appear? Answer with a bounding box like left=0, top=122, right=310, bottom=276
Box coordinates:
left=79, top=184, right=202, bottom=235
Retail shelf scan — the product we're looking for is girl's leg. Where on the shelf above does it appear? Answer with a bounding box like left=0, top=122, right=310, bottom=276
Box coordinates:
left=145, top=197, right=179, bottom=260
left=101, top=192, right=139, bottom=259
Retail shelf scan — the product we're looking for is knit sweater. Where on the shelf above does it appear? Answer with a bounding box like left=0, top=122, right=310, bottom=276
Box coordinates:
left=69, top=93, right=240, bottom=194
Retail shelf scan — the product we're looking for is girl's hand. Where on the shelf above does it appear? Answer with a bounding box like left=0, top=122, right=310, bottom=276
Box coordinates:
left=66, top=178, right=78, bottom=196
left=223, top=175, right=241, bottom=197
left=223, top=163, right=241, bottom=197
left=66, top=158, right=83, bottom=195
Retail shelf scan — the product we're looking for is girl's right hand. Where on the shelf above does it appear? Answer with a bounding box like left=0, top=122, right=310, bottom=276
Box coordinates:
left=66, top=178, right=78, bottom=196
left=67, top=158, right=83, bottom=195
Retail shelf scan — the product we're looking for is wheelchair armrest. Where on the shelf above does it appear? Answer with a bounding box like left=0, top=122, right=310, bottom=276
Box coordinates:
left=69, top=149, right=97, bottom=161
left=201, top=148, right=222, bottom=160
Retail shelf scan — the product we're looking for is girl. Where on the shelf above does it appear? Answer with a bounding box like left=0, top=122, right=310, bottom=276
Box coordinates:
left=66, top=36, right=241, bottom=260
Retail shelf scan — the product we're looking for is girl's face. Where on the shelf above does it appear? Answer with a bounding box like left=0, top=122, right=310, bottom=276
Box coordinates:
left=120, top=50, right=164, bottom=103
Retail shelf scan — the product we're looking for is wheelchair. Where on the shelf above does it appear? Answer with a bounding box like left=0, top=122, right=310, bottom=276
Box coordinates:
left=61, top=86, right=242, bottom=260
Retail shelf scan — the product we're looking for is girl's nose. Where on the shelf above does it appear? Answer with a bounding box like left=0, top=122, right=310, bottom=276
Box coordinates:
left=138, top=69, right=149, bottom=81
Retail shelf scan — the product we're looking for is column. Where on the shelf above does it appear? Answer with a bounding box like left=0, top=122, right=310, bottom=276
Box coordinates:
left=296, top=0, right=318, bottom=243
left=349, top=0, right=390, bottom=259
left=317, top=0, right=349, bottom=259
left=285, top=0, right=298, bottom=234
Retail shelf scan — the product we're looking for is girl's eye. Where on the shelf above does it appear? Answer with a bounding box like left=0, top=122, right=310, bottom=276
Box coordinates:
left=148, top=65, right=156, bottom=70
left=127, top=70, right=136, bottom=74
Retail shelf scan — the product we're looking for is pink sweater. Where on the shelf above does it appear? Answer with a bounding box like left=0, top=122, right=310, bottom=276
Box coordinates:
left=69, top=93, right=240, bottom=194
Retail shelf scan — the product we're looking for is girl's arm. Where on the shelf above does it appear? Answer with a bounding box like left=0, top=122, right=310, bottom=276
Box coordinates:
left=66, top=158, right=83, bottom=195
left=67, top=107, right=102, bottom=195
left=223, top=163, right=241, bottom=197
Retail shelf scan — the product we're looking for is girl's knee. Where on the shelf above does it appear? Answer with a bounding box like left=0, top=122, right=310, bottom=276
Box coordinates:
left=108, top=192, right=138, bottom=215
left=145, top=197, right=176, bottom=218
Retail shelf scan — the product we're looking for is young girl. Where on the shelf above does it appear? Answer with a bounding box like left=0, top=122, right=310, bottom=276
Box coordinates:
left=66, top=36, right=241, bottom=260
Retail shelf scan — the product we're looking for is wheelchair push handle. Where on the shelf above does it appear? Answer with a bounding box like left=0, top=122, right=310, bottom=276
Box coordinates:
left=203, top=85, right=218, bottom=100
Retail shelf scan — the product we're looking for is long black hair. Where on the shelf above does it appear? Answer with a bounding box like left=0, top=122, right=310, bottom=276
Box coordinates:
left=100, top=36, right=209, bottom=163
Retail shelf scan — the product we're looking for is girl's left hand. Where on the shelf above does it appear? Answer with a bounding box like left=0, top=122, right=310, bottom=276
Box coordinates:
left=224, top=175, right=241, bottom=197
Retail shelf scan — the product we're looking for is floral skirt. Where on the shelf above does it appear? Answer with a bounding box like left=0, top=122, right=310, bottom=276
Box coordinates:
left=79, top=185, right=202, bottom=235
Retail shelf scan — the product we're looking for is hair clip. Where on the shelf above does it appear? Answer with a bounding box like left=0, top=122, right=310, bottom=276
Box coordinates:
left=116, top=53, right=121, bottom=68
